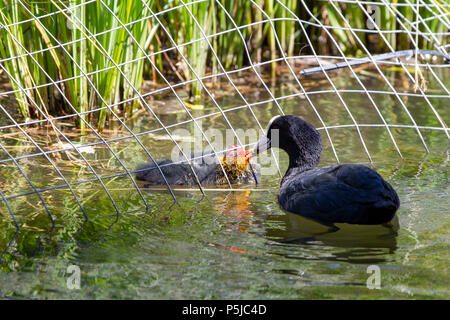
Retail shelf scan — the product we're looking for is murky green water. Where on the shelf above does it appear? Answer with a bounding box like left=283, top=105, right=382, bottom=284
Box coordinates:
left=0, top=67, right=449, bottom=299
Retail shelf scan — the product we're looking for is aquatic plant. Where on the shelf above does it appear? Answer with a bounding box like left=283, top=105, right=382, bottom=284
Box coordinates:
left=0, top=0, right=445, bottom=130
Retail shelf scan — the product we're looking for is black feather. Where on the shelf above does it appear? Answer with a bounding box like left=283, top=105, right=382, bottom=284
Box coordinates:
left=258, top=115, right=399, bottom=226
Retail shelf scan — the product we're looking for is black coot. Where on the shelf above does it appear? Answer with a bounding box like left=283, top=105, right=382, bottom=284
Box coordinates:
left=254, top=115, right=399, bottom=227
left=136, top=145, right=260, bottom=186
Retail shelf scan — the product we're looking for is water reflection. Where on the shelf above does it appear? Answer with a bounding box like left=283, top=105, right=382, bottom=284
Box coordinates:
left=217, top=191, right=254, bottom=233
left=265, top=212, right=399, bottom=263
left=203, top=188, right=400, bottom=264
left=0, top=66, right=447, bottom=298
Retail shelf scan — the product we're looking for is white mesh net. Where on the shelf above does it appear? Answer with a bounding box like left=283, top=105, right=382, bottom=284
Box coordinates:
left=0, top=0, right=448, bottom=228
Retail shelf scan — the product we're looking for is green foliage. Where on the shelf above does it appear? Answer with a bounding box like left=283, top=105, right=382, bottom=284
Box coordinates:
left=0, top=0, right=156, bottom=129
left=0, top=0, right=445, bottom=129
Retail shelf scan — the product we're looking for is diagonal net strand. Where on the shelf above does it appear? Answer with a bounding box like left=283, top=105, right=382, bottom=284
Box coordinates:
left=283, top=0, right=375, bottom=162
left=325, top=0, right=430, bottom=152
left=366, top=0, right=449, bottom=139
left=177, top=0, right=284, bottom=176
left=95, top=0, right=234, bottom=188
left=139, top=0, right=281, bottom=179
left=51, top=0, right=197, bottom=199
left=2, top=0, right=147, bottom=216
left=250, top=0, right=344, bottom=163
left=0, top=102, right=88, bottom=222
left=290, top=0, right=404, bottom=158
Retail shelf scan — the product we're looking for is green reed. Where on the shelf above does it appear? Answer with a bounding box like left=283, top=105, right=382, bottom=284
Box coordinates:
left=0, top=0, right=446, bottom=130
left=181, top=0, right=214, bottom=103
left=0, top=0, right=156, bottom=129
left=316, top=0, right=448, bottom=54
left=217, top=0, right=251, bottom=69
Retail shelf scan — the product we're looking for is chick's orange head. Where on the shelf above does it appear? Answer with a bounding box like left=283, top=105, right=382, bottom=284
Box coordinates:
left=223, top=145, right=252, bottom=166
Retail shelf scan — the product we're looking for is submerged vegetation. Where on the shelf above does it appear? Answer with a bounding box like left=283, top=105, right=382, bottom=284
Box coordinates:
left=0, top=0, right=447, bottom=130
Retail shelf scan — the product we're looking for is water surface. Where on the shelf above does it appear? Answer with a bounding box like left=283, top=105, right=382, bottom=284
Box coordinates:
left=0, top=66, right=449, bottom=299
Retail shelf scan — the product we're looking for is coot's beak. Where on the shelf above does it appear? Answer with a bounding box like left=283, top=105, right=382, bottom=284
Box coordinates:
left=253, top=136, right=271, bottom=155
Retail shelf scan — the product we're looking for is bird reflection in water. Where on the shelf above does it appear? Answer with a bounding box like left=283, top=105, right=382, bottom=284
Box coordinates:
left=265, top=212, right=399, bottom=263
left=209, top=190, right=255, bottom=254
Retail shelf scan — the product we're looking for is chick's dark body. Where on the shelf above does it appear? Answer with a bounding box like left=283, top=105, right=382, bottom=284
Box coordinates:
left=136, top=150, right=260, bottom=186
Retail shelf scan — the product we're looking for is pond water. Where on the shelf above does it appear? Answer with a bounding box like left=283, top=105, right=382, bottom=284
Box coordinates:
left=0, top=65, right=449, bottom=299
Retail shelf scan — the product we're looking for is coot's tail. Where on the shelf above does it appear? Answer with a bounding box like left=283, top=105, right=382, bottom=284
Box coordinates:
left=368, top=181, right=400, bottom=224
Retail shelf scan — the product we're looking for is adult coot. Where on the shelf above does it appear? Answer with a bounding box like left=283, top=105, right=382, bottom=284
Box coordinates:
left=253, top=115, right=399, bottom=227
left=136, top=145, right=260, bottom=186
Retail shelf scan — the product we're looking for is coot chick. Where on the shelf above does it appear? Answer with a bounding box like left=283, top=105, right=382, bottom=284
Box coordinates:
left=254, top=115, right=399, bottom=227
left=136, top=145, right=260, bottom=186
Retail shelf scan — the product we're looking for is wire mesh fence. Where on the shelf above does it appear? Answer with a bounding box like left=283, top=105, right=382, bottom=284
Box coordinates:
left=0, top=0, right=448, bottom=230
